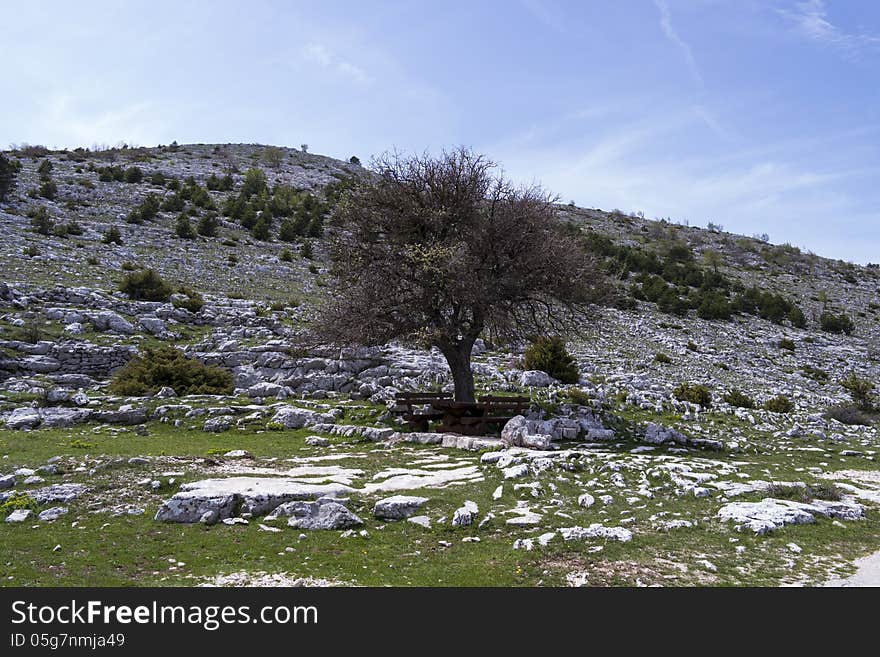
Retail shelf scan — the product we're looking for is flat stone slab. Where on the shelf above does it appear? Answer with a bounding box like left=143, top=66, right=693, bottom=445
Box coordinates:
left=373, top=495, right=429, bottom=520
left=717, top=497, right=865, bottom=535
left=155, top=477, right=355, bottom=523
left=560, top=524, right=634, bottom=543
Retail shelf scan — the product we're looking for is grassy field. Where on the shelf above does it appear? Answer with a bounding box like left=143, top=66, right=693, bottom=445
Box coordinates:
left=2, top=410, right=878, bottom=587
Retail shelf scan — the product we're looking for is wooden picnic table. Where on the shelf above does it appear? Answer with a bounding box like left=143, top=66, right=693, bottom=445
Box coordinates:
left=391, top=392, right=532, bottom=435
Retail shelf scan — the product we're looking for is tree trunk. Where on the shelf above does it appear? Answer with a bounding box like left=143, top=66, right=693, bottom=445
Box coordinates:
left=441, top=341, right=476, bottom=403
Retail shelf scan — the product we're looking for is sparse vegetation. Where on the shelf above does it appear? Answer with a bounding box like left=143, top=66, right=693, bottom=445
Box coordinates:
left=119, top=268, right=172, bottom=301
left=763, top=394, right=794, bottom=413
left=673, top=382, right=712, bottom=407
left=723, top=388, right=755, bottom=409
left=820, top=311, right=855, bottom=335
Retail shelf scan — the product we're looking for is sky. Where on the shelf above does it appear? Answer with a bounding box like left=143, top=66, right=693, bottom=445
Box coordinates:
left=2, top=0, right=879, bottom=263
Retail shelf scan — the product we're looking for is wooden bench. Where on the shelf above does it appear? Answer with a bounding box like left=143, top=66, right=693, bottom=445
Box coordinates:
left=391, top=392, right=453, bottom=432
left=451, top=395, right=532, bottom=435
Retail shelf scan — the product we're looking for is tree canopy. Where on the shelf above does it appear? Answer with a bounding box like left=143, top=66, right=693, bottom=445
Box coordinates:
left=316, top=148, right=610, bottom=401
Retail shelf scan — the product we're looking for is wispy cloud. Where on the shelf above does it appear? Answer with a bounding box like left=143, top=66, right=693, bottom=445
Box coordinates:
left=520, top=0, right=568, bottom=35
left=779, top=0, right=880, bottom=57
left=654, top=0, right=703, bottom=86
left=489, top=104, right=880, bottom=263
left=302, top=42, right=372, bottom=84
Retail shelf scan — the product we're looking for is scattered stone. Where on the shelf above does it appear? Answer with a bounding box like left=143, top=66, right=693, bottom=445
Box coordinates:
left=452, top=500, right=479, bottom=528
left=203, top=416, right=234, bottom=433
left=283, top=498, right=364, bottom=531
left=5, top=509, right=33, bottom=523
left=407, top=515, right=431, bottom=529
left=373, top=495, right=429, bottom=520
left=38, top=507, right=68, bottom=522
left=578, top=493, right=596, bottom=508
left=560, top=524, right=633, bottom=543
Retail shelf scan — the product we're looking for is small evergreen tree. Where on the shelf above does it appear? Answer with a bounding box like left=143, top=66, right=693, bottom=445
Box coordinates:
left=175, top=213, right=195, bottom=239
left=0, top=153, right=18, bottom=202
left=102, top=226, right=123, bottom=245
left=197, top=213, right=219, bottom=237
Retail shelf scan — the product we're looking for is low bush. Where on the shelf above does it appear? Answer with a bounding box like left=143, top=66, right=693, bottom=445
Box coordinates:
left=673, top=382, right=712, bottom=407
left=172, top=287, right=205, bottom=313
left=523, top=336, right=579, bottom=384
left=123, top=166, right=143, bottom=183
left=723, top=388, right=755, bottom=409
left=800, top=365, right=829, bottom=383
left=175, top=213, right=195, bottom=239
left=779, top=338, right=796, bottom=352
left=102, top=226, right=123, bottom=245
left=762, top=394, right=794, bottom=413
left=654, top=352, right=672, bottom=364
left=824, top=404, right=873, bottom=426
left=766, top=483, right=842, bottom=503
left=839, top=372, right=876, bottom=411
left=820, top=311, right=855, bottom=335
left=119, top=268, right=172, bottom=301
left=565, top=387, right=593, bottom=406
left=109, top=346, right=233, bottom=396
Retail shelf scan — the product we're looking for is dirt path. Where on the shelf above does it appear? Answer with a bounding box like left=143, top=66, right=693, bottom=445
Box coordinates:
left=825, top=551, right=880, bottom=587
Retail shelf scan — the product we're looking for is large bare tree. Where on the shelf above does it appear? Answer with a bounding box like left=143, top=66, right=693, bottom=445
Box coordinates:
left=317, top=148, right=610, bottom=402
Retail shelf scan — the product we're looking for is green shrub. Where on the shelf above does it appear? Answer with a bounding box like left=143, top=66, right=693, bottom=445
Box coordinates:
left=128, top=193, right=160, bottom=223
left=0, top=153, right=19, bottom=201
left=14, top=321, right=44, bottom=344
left=800, top=365, right=829, bottom=383
left=161, top=192, right=185, bottom=212
left=673, top=382, right=712, bottom=407
left=102, top=226, right=123, bottom=245
left=109, top=346, right=233, bottom=396
left=39, top=180, right=57, bottom=200
left=763, top=394, right=794, bottom=413
left=119, top=268, right=172, bottom=301
left=839, top=372, right=876, bottom=411
left=723, top=388, right=755, bottom=409
left=766, top=483, right=842, bottom=503
left=696, top=290, right=733, bottom=320
left=251, top=215, right=272, bottom=241
left=197, top=213, right=219, bottom=237
left=175, top=213, right=195, bottom=239
left=279, top=248, right=294, bottom=262
left=37, top=158, right=53, bottom=179
left=64, top=220, right=83, bottom=235
left=523, top=336, right=579, bottom=384
left=123, top=166, right=143, bottom=183
left=779, top=338, right=795, bottom=352
left=0, top=492, right=38, bottom=514
left=820, top=311, right=854, bottom=335
left=824, top=404, right=873, bottom=426
left=565, top=387, right=592, bottom=406
left=23, top=245, right=40, bottom=257
left=172, top=287, right=205, bottom=313
left=788, top=307, right=807, bottom=328
left=300, top=241, right=314, bottom=259
left=28, top=206, right=53, bottom=235
left=654, top=352, right=672, bottom=364
left=241, top=168, right=268, bottom=198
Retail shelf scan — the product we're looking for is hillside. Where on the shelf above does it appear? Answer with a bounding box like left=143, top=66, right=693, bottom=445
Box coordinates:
left=0, top=142, right=878, bottom=587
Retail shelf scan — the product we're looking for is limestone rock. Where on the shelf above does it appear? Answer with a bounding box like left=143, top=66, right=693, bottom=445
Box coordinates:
left=373, top=495, right=429, bottom=520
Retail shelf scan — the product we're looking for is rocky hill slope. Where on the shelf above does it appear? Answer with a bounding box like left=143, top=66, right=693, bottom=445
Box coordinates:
left=0, top=143, right=878, bottom=587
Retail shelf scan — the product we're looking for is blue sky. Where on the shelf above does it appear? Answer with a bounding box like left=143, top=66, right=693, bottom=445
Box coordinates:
left=2, top=1, right=879, bottom=263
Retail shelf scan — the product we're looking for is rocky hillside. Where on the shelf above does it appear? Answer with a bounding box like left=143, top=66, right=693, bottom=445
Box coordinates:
left=0, top=143, right=878, bottom=587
